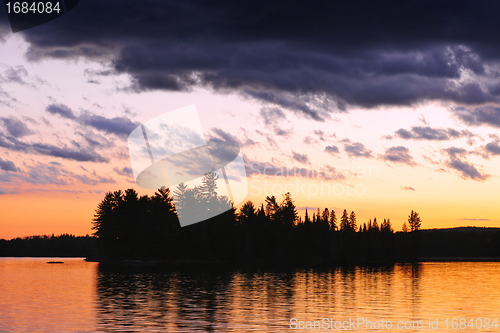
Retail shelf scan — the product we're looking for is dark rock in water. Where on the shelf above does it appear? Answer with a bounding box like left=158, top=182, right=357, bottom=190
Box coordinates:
left=47, top=261, right=64, bottom=264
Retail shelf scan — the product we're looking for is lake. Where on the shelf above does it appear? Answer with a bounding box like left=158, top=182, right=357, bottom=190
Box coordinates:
left=1, top=258, right=499, bottom=332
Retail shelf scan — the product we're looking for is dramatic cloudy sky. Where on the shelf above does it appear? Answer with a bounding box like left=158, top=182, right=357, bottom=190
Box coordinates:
left=2, top=0, right=500, bottom=238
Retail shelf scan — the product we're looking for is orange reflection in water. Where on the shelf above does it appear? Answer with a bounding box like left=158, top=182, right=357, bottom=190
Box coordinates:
left=0, top=258, right=98, bottom=332
left=2, top=260, right=500, bottom=332
left=95, top=263, right=500, bottom=332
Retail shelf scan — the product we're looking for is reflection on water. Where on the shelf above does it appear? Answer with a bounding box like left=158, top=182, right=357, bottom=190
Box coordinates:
left=0, top=258, right=97, bottom=332
left=96, top=263, right=500, bottom=332
left=1, top=258, right=500, bottom=332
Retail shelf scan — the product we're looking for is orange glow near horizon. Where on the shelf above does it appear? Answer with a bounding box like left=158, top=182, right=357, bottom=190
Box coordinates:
left=0, top=192, right=100, bottom=240
left=3, top=166, right=499, bottom=240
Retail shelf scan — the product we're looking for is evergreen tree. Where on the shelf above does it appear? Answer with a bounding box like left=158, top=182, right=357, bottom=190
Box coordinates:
left=408, top=210, right=422, bottom=232
left=372, top=217, right=379, bottom=232
left=92, top=191, right=120, bottom=252
left=381, top=218, right=393, bottom=233
left=149, top=187, right=179, bottom=229
left=147, top=187, right=179, bottom=258
left=257, top=203, right=266, bottom=220
left=322, top=208, right=330, bottom=227
left=173, top=184, right=200, bottom=225
left=280, top=192, right=298, bottom=226
left=402, top=221, right=409, bottom=233
left=340, top=209, right=349, bottom=231
left=265, top=195, right=280, bottom=222
left=349, top=211, right=357, bottom=232
left=199, top=171, right=232, bottom=218
left=239, top=201, right=256, bottom=225
left=304, top=209, right=311, bottom=225
left=329, top=209, right=337, bottom=231
left=200, top=171, right=219, bottom=199
left=173, top=182, right=189, bottom=219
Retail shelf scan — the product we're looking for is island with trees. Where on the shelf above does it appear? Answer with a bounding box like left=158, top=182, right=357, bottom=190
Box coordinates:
left=86, top=172, right=500, bottom=265
left=1, top=172, right=499, bottom=262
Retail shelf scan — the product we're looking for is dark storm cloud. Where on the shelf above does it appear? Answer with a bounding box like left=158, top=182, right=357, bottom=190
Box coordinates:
left=381, top=146, right=416, bottom=165
left=46, top=104, right=77, bottom=119
left=344, top=142, right=373, bottom=158
left=0, top=117, right=33, bottom=138
left=0, top=158, right=17, bottom=172
left=8, top=0, right=500, bottom=114
left=394, top=126, right=472, bottom=141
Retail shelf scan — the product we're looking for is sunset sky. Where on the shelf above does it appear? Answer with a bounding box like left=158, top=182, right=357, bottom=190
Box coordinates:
left=2, top=1, right=500, bottom=239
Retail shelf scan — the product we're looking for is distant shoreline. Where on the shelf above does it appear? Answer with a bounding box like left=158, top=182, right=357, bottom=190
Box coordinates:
left=2, top=227, right=500, bottom=262
left=86, top=257, right=500, bottom=266
left=2, top=257, right=500, bottom=268
left=418, top=257, right=500, bottom=262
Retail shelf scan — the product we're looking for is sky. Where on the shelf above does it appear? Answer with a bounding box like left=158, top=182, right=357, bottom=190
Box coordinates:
left=2, top=1, right=500, bottom=238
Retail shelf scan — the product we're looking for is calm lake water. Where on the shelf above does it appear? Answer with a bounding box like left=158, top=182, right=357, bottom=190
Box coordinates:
left=1, top=258, right=500, bottom=332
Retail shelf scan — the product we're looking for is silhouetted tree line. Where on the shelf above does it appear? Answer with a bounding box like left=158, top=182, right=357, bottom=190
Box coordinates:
left=419, top=228, right=500, bottom=258
left=0, top=234, right=97, bottom=257
left=88, top=172, right=500, bottom=264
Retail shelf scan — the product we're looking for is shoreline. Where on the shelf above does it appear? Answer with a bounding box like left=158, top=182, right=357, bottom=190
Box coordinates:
left=3, top=256, right=500, bottom=264
left=84, top=257, right=500, bottom=267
